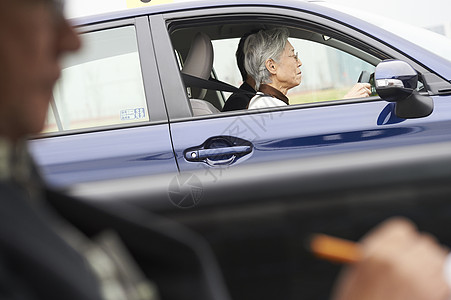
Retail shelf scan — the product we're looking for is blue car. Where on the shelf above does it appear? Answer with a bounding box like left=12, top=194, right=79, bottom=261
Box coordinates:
left=29, top=0, right=451, bottom=188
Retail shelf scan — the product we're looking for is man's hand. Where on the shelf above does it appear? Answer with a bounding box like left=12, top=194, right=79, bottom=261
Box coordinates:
left=343, top=83, right=371, bottom=99
left=331, top=217, right=450, bottom=300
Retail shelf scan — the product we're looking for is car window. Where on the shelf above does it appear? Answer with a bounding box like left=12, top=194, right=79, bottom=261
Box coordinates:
left=171, top=21, right=381, bottom=116
left=43, top=26, right=148, bottom=133
left=211, top=38, right=241, bottom=101
left=287, top=38, right=375, bottom=104
left=319, top=2, right=451, bottom=64
left=212, top=36, right=375, bottom=105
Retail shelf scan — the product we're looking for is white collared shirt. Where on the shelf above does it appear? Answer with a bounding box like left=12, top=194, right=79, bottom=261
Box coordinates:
left=248, top=92, right=288, bottom=109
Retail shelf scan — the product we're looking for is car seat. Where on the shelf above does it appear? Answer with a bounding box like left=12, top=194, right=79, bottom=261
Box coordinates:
left=181, top=32, right=220, bottom=116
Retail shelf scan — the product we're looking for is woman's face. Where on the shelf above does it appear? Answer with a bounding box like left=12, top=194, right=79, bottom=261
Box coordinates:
left=269, top=41, right=302, bottom=93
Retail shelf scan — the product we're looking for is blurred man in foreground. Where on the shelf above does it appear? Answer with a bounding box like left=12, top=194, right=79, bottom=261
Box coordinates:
left=0, top=1, right=229, bottom=300
left=0, top=0, right=449, bottom=299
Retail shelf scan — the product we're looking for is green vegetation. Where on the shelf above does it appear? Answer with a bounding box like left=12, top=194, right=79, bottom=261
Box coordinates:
left=289, top=88, right=350, bottom=105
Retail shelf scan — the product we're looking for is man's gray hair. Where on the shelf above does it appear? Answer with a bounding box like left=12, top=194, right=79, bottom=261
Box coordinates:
left=244, top=27, right=289, bottom=90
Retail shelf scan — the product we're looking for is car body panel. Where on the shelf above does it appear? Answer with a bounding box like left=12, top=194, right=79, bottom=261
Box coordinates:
left=30, top=124, right=178, bottom=187
left=171, top=95, right=451, bottom=176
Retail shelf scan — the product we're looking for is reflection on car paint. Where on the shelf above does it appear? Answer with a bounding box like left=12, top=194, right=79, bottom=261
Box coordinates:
left=377, top=103, right=406, bottom=125
left=257, top=127, right=420, bottom=150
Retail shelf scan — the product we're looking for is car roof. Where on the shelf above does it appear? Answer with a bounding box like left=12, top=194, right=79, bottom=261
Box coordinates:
left=70, top=0, right=329, bottom=26
left=70, top=0, right=451, bottom=81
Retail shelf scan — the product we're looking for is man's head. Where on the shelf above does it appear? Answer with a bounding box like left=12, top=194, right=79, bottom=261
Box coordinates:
left=244, top=27, right=290, bottom=90
left=236, top=30, right=259, bottom=84
left=0, top=0, right=80, bottom=142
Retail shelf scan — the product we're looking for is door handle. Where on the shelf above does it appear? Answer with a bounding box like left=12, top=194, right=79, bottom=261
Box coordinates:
left=185, top=145, right=252, bottom=161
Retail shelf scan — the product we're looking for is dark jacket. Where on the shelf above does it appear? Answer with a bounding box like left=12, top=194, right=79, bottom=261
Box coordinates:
left=0, top=182, right=230, bottom=300
left=0, top=183, right=102, bottom=300
left=222, top=82, right=256, bottom=112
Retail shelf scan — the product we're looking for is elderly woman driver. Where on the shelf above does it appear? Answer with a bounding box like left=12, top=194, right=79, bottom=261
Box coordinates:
left=244, top=27, right=371, bottom=109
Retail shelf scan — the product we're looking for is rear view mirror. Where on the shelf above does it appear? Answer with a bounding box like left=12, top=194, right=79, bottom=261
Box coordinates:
left=375, top=60, right=433, bottom=119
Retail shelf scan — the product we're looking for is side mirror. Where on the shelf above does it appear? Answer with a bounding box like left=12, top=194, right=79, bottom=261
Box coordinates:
left=375, top=60, right=433, bottom=118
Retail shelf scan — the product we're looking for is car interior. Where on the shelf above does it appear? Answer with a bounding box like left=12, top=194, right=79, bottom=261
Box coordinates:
left=169, top=18, right=386, bottom=116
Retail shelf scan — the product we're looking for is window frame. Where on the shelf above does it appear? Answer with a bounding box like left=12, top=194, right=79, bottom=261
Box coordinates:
left=41, top=16, right=167, bottom=137
left=153, top=6, right=435, bottom=121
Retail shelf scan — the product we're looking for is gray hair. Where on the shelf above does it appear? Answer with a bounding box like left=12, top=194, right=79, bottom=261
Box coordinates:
left=244, top=27, right=290, bottom=90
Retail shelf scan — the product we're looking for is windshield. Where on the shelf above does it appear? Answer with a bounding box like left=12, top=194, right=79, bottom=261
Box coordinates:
left=318, top=2, right=451, bottom=63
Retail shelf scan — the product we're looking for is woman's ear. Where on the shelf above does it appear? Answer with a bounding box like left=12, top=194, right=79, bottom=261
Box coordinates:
left=265, top=59, right=277, bottom=75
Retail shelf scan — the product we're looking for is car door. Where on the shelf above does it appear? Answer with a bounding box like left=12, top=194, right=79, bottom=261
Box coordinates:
left=29, top=17, right=178, bottom=188
left=151, top=4, right=451, bottom=181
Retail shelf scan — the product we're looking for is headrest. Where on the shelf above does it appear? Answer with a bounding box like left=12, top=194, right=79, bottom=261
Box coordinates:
left=181, top=33, right=213, bottom=99
left=182, top=32, right=213, bottom=79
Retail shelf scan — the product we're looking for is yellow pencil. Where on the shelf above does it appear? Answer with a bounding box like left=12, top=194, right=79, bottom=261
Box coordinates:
left=309, top=234, right=363, bottom=264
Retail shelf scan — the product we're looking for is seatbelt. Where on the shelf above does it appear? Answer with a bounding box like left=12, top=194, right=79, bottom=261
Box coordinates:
left=181, top=73, right=255, bottom=96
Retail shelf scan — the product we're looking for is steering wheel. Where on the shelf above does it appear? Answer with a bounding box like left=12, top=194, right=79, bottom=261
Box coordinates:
left=357, top=70, right=371, bottom=83
left=357, top=70, right=377, bottom=96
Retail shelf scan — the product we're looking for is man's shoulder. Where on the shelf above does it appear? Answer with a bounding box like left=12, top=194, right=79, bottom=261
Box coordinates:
left=222, top=82, right=256, bottom=112
left=223, top=93, right=250, bottom=110
left=239, top=82, right=257, bottom=93
left=0, top=182, right=32, bottom=213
